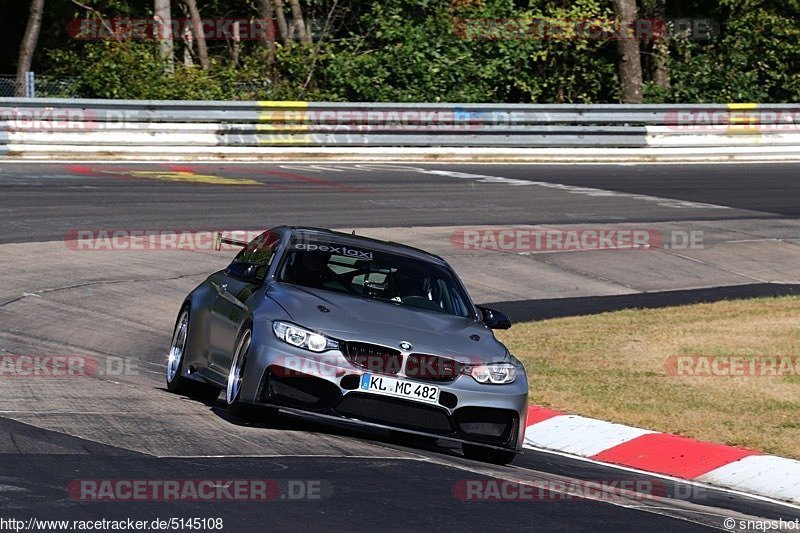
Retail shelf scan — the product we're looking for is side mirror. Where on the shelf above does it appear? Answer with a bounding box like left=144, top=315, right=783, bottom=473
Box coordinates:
left=477, top=306, right=512, bottom=330
left=225, top=263, right=260, bottom=283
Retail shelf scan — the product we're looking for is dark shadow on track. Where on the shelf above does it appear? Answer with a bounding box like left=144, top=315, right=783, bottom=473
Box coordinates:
left=0, top=416, right=145, bottom=457
left=0, top=430, right=719, bottom=532
left=484, top=283, right=800, bottom=323
left=208, top=403, right=458, bottom=455
left=155, top=388, right=455, bottom=458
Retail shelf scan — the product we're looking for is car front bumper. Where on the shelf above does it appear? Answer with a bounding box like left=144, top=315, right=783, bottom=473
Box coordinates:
left=243, top=342, right=529, bottom=451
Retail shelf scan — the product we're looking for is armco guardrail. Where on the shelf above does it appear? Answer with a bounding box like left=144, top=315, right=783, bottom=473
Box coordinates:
left=1, top=98, right=799, bottom=161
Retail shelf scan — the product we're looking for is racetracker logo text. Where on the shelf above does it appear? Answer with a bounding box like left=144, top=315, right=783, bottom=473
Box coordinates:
left=0, top=355, right=136, bottom=378
left=0, top=108, right=97, bottom=131
left=67, top=479, right=332, bottom=501
left=451, top=227, right=704, bottom=252
left=66, top=18, right=318, bottom=42
left=452, top=479, right=705, bottom=502
left=663, top=110, right=800, bottom=131
left=665, top=355, right=800, bottom=377
left=64, top=229, right=265, bottom=252
left=452, top=18, right=717, bottom=41
left=270, top=354, right=484, bottom=380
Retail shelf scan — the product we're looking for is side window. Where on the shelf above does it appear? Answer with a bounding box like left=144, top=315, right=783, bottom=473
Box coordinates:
left=232, top=231, right=281, bottom=281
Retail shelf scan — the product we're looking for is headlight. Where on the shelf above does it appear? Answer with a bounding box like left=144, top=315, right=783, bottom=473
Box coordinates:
left=272, top=321, right=340, bottom=353
left=464, top=362, right=516, bottom=384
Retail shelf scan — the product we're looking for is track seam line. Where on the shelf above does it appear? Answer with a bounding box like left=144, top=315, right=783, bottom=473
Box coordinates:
left=0, top=271, right=211, bottom=308
left=521, top=253, right=642, bottom=292
left=658, top=248, right=769, bottom=283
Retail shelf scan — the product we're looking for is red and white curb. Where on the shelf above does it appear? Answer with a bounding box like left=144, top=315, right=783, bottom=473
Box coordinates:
left=523, top=407, right=800, bottom=505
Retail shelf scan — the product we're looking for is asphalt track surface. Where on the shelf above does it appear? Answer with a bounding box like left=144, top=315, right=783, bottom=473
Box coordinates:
left=1, top=162, right=799, bottom=532
left=0, top=162, right=798, bottom=244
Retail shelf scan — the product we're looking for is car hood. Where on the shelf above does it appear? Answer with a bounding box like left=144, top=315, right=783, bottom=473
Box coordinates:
left=265, top=283, right=507, bottom=363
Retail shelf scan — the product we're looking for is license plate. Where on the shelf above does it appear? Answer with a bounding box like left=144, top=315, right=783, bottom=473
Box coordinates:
left=360, top=374, right=439, bottom=404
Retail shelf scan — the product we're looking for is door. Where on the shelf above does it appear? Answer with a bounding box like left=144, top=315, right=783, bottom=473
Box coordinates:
left=208, top=231, right=281, bottom=375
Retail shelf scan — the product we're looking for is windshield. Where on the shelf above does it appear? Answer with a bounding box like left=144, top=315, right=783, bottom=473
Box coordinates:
left=277, top=239, right=472, bottom=318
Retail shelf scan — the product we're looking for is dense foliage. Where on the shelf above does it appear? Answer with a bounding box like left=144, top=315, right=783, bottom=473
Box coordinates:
left=16, top=0, right=800, bottom=102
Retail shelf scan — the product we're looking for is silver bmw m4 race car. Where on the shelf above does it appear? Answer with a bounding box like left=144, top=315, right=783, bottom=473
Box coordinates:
left=166, top=226, right=528, bottom=464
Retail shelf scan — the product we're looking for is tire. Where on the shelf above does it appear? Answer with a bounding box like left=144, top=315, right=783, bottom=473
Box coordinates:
left=462, top=443, right=516, bottom=465
left=166, top=307, right=220, bottom=402
left=226, top=326, right=275, bottom=421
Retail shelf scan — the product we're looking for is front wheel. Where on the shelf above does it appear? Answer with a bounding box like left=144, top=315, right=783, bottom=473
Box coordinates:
left=166, top=307, right=220, bottom=401
left=462, top=443, right=516, bottom=465
left=226, top=327, right=275, bottom=421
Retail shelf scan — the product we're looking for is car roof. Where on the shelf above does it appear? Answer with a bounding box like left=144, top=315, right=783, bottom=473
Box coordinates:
left=281, top=226, right=448, bottom=265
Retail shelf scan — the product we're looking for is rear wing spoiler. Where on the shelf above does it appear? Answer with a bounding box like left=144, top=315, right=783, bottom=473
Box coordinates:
left=214, top=232, right=248, bottom=251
